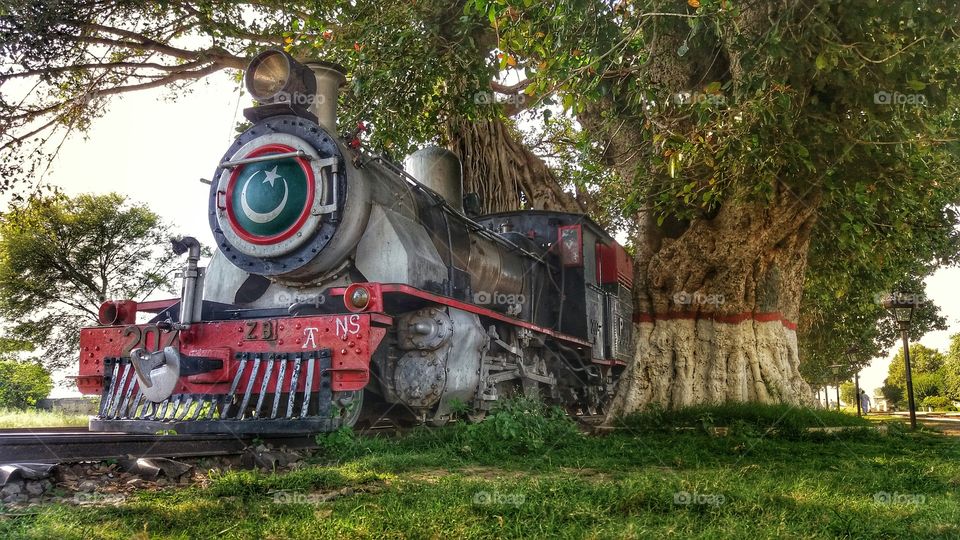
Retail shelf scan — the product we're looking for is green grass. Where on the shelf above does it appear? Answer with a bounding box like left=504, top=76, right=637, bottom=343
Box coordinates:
left=617, top=402, right=872, bottom=436
left=2, top=403, right=959, bottom=539
left=0, top=407, right=90, bottom=428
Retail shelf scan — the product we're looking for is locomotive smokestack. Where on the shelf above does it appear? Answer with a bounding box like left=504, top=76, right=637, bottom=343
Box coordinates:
left=305, top=61, right=347, bottom=133
left=404, top=147, right=464, bottom=212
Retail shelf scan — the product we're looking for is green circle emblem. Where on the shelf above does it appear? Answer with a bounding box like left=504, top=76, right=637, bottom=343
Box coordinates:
left=231, top=157, right=310, bottom=237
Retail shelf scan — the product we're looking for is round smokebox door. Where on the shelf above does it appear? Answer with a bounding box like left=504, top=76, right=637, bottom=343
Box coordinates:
left=215, top=132, right=332, bottom=259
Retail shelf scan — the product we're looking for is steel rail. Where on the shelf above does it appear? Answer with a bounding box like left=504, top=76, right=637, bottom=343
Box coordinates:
left=0, top=430, right=316, bottom=465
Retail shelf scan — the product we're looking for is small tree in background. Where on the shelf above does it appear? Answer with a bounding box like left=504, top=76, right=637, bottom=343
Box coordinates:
left=0, top=359, right=53, bottom=408
left=880, top=384, right=904, bottom=410
left=944, top=334, right=960, bottom=401
left=884, top=344, right=948, bottom=406
left=0, top=193, right=180, bottom=370
left=912, top=372, right=947, bottom=402
left=839, top=382, right=857, bottom=407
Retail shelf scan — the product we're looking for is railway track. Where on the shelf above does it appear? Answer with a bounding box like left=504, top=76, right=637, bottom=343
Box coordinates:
left=0, top=411, right=603, bottom=466
left=0, top=428, right=317, bottom=465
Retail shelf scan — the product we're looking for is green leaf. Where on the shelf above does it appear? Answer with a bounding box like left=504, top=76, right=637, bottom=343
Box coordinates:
left=815, top=53, right=829, bottom=71
left=906, top=79, right=926, bottom=91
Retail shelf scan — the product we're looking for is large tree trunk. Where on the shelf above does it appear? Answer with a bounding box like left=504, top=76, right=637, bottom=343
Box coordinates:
left=605, top=192, right=817, bottom=416
left=571, top=3, right=818, bottom=416
left=445, top=117, right=583, bottom=214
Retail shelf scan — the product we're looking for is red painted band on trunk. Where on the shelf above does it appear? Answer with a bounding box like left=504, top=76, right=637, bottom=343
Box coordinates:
left=633, top=311, right=797, bottom=331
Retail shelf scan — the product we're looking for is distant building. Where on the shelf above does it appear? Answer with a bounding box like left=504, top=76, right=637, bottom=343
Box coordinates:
left=872, top=390, right=894, bottom=412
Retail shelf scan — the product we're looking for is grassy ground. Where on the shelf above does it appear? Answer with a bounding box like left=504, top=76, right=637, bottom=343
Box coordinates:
left=0, top=407, right=90, bottom=429
left=1, top=402, right=959, bottom=539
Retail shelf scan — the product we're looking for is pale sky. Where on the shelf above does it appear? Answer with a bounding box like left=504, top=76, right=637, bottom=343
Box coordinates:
left=19, top=72, right=960, bottom=398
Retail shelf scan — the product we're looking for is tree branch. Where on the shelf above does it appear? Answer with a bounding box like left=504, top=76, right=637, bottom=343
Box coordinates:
left=0, top=59, right=216, bottom=82
left=490, top=79, right=532, bottom=94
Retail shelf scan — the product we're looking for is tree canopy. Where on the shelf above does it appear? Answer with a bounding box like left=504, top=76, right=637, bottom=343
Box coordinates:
left=884, top=341, right=960, bottom=406
left=475, top=0, right=960, bottom=378
left=943, top=333, right=960, bottom=400
left=0, top=358, right=52, bottom=408
left=0, top=192, right=179, bottom=368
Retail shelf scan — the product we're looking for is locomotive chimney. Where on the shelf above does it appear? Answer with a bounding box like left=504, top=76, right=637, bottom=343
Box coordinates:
left=404, top=147, right=464, bottom=212
left=305, top=61, right=347, bottom=133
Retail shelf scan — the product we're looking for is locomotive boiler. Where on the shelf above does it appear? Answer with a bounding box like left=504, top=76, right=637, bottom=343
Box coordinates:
left=75, top=50, right=634, bottom=433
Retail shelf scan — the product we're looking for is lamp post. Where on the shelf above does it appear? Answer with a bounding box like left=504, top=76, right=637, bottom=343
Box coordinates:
left=847, top=348, right=861, bottom=417
left=883, top=292, right=917, bottom=430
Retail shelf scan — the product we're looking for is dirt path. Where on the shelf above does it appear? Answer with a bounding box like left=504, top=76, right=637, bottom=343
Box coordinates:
left=869, top=413, right=960, bottom=436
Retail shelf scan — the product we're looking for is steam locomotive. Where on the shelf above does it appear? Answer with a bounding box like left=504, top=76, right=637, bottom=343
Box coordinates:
left=75, top=50, right=634, bottom=433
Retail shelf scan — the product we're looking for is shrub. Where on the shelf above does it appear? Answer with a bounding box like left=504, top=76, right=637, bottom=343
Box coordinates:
left=920, top=395, right=953, bottom=410
left=460, top=397, right=581, bottom=456
left=0, top=359, right=52, bottom=408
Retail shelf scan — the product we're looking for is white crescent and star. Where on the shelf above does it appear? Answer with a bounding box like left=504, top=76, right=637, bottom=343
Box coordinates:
left=240, top=165, right=289, bottom=224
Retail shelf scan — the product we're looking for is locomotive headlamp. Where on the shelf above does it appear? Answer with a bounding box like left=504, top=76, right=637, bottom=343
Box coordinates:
left=348, top=287, right=370, bottom=311
left=244, top=49, right=317, bottom=107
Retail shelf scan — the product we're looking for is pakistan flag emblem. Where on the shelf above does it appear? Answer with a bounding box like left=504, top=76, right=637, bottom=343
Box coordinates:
left=229, top=151, right=312, bottom=240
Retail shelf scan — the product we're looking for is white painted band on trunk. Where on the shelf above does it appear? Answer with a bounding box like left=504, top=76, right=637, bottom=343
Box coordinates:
left=607, top=318, right=812, bottom=416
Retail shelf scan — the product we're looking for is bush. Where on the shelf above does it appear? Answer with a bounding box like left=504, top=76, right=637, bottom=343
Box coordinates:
left=920, top=395, right=953, bottom=410
left=0, top=359, right=52, bottom=408
left=460, top=397, right=581, bottom=456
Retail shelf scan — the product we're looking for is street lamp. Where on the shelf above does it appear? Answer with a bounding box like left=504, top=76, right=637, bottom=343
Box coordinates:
left=847, top=348, right=862, bottom=417
left=883, top=292, right=918, bottom=429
